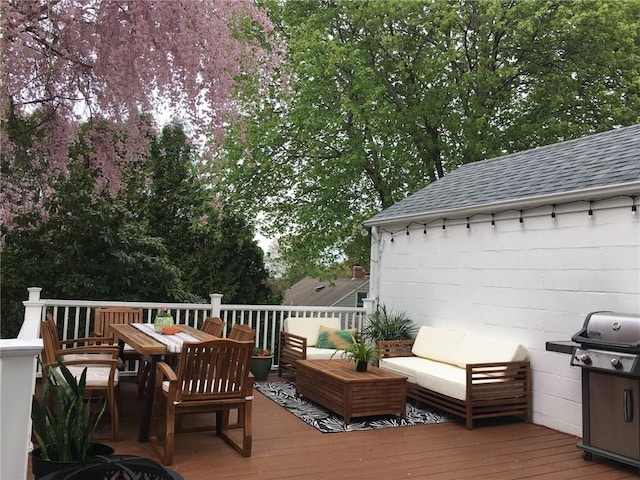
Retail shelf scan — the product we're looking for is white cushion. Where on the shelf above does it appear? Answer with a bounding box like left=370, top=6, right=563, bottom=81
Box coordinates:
left=381, top=355, right=488, bottom=401
left=415, top=362, right=469, bottom=401
left=379, top=356, right=438, bottom=384
left=54, top=365, right=118, bottom=388
left=305, top=346, right=343, bottom=360
left=284, top=317, right=342, bottom=347
left=411, top=326, right=465, bottom=365
left=455, top=334, right=527, bottom=368
left=61, top=353, right=113, bottom=362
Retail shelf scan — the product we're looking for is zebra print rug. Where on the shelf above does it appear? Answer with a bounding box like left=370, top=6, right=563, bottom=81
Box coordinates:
left=254, top=381, right=453, bottom=433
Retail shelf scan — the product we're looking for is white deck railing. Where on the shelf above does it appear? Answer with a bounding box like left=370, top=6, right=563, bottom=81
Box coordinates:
left=22, top=287, right=372, bottom=374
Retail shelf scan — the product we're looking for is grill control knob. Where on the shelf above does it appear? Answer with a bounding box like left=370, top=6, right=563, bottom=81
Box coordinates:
left=580, top=354, right=592, bottom=365
left=611, top=358, right=622, bottom=369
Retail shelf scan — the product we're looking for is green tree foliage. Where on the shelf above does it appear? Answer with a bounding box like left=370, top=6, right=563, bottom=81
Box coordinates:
left=144, top=124, right=278, bottom=304
left=215, top=0, right=640, bottom=275
left=1, top=121, right=278, bottom=338
left=185, top=212, right=277, bottom=304
left=1, top=164, right=192, bottom=337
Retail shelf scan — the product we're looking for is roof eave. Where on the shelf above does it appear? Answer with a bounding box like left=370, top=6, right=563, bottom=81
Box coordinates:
left=363, top=182, right=640, bottom=228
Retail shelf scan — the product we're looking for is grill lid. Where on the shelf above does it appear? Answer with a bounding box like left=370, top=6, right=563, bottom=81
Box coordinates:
left=572, top=311, right=640, bottom=351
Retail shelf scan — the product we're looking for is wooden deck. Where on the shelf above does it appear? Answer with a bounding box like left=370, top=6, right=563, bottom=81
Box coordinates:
left=28, top=377, right=639, bottom=479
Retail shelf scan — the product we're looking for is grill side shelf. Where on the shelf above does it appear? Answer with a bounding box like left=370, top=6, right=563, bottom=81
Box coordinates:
left=545, top=341, right=578, bottom=355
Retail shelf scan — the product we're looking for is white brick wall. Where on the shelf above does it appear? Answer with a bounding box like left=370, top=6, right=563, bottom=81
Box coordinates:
left=369, top=197, right=640, bottom=436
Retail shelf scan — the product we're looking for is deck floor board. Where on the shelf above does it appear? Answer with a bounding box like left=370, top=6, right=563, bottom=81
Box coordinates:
left=27, top=377, right=639, bottom=479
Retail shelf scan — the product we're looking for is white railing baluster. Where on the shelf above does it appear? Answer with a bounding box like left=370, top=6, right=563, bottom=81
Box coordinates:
left=28, top=293, right=367, bottom=377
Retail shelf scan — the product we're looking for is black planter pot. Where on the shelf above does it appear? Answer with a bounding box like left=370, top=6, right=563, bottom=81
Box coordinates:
left=356, top=360, right=368, bottom=372
left=31, top=443, right=114, bottom=480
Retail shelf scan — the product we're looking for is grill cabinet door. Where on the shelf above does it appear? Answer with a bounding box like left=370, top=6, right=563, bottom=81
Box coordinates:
left=588, top=371, right=640, bottom=459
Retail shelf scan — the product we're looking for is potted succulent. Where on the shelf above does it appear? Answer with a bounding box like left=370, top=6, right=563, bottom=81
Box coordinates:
left=31, top=360, right=114, bottom=480
left=336, top=333, right=379, bottom=372
left=250, top=347, right=273, bottom=381
left=362, top=304, right=417, bottom=342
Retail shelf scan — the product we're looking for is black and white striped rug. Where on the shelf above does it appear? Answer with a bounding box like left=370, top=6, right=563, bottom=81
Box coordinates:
left=254, top=381, right=453, bottom=433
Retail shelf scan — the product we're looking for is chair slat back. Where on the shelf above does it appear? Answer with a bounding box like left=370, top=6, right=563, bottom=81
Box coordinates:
left=201, top=317, right=225, bottom=337
left=228, top=324, right=256, bottom=342
left=44, top=314, right=61, bottom=349
left=176, top=340, right=253, bottom=402
left=40, top=320, right=58, bottom=368
left=95, top=307, right=143, bottom=339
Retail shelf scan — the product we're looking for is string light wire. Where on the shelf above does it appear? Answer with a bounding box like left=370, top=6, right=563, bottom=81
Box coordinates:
left=378, top=195, right=635, bottom=240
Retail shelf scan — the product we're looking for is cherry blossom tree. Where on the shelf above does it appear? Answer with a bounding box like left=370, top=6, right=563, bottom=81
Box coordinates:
left=1, top=0, right=276, bottom=230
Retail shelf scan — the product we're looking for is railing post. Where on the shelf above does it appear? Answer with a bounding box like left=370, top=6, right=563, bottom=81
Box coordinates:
left=18, top=287, right=44, bottom=340
left=363, top=297, right=376, bottom=316
left=0, top=339, right=43, bottom=480
left=210, top=293, right=223, bottom=317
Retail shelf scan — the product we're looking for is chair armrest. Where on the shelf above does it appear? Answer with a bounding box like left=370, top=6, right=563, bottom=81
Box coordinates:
left=155, top=361, right=177, bottom=382
left=59, top=336, right=113, bottom=348
left=154, top=361, right=179, bottom=399
left=377, top=340, right=414, bottom=358
left=61, top=357, right=118, bottom=368
left=55, top=345, right=120, bottom=358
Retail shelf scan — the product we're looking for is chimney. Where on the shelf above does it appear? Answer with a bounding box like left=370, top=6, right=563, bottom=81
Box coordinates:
left=352, top=264, right=365, bottom=279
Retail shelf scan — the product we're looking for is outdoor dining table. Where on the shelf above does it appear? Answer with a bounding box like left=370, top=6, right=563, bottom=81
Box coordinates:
left=110, top=323, right=218, bottom=442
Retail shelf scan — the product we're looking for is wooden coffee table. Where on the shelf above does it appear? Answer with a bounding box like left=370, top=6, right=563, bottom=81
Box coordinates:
left=295, top=359, right=407, bottom=424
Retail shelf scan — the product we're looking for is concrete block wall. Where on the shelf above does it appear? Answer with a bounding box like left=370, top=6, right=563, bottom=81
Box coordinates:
left=368, top=197, right=639, bottom=436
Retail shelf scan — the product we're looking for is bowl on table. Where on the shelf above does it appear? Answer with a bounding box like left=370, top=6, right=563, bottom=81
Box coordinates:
left=162, top=326, right=180, bottom=335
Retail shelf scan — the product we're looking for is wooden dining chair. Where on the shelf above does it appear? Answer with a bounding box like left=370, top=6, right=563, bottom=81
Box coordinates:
left=201, top=316, right=225, bottom=337
left=40, top=320, right=121, bottom=441
left=94, top=307, right=146, bottom=397
left=94, top=307, right=143, bottom=336
left=228, top=324, right=256, bottom=342
left=149, top=339, right=254, bottom=466
left=45, top=313, right=106, bottom=350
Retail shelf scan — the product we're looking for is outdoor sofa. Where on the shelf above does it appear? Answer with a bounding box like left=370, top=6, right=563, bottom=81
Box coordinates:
left=377, top=325, right=531, bottom=429
left=278, top=317, right=355, bottom=376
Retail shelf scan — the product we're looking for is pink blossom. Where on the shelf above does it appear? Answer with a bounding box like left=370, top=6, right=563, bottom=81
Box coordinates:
left=1, top=0, right=279, bottom=230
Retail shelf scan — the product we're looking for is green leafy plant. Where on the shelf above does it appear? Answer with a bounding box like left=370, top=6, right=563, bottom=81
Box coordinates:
left=334, top=333, right=379, bottom=365
left=362, top=304, right=417, bottom=342
left=31, top=359, right=106, bottom=462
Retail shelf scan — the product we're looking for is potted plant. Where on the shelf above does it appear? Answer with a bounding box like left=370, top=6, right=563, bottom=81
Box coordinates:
left=336, top=333, right=379, bottom=372
left=250, top=347, right=273, bottom=381
left=362, top=304, right=417, bottom=342
left=31, top=359, right=114, bottom=480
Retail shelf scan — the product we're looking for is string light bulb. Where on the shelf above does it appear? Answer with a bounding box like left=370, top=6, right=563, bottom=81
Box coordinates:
left=551, top=204, right=556, bottom=220
left=588, top=201, right=593, bottom=217
left=406, top=226, right=410, bottom=236
left=632, top=196, right=637, bottom=216
left=390, top=233, right=394, bottom=243
left=466, top=217, right=470, bottom=229
left=491, top=214, right=495, bottom=228
left=442, top=219, right=446, bottom=230
left=423, top=224, right=427, bottom=235
left=519, top=210, right=524, bottom=224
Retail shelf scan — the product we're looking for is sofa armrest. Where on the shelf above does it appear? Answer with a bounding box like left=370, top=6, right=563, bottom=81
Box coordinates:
left=464, top=360, right=531, bottom=428
left=377, top=340, right=415, bottom=358
left=278, top=331, right=307, bottom=376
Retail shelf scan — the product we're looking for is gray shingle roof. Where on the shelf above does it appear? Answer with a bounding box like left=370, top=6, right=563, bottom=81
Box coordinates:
left=283, top=276, right=369, bottom=306
left=365, top=125, right=640, bottom=226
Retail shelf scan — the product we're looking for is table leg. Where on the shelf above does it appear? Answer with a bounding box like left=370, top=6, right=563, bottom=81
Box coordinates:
left=138, top=354, right=159, bottom=442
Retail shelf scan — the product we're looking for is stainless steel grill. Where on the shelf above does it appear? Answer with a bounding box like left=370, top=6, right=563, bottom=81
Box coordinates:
left=571, top=311, right=640, bottom=469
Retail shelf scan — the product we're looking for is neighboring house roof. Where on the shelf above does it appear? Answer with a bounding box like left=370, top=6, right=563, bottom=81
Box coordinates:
left=365, top=124, right=640, bottom=226
left=283, top=276, right=369, bottom=306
